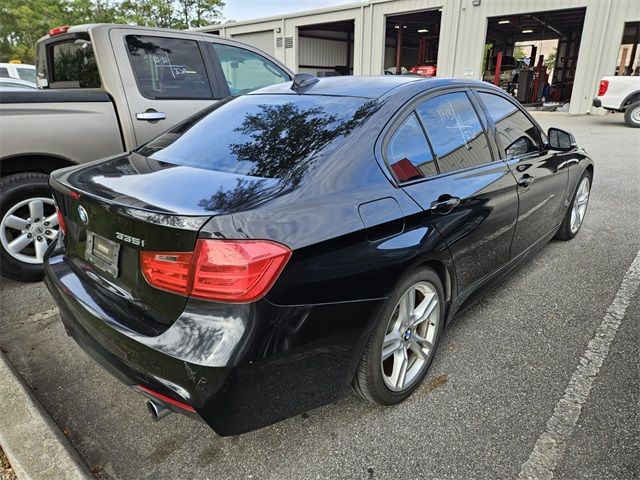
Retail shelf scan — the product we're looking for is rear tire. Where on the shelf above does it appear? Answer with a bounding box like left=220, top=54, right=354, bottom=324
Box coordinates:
left=0, top=173, right=57, bottom=282
left=624, top=101, right=640, bottom=128
left=556, top=170, right=592, bottom=241
left=352, top=267, right=444, bottom=405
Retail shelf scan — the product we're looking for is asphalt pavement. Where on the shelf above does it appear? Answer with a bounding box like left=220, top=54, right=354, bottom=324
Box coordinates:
left=0, top=112, right=639, bottom=480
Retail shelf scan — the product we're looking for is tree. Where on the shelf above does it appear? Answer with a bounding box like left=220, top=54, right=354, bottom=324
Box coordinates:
left=0, top=0, right=224, bottom=63
left=543, top=48, right=557, bottom=71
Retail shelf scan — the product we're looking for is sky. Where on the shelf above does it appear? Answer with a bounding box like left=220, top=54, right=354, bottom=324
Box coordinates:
left=223, top=0, right=362, bottom=22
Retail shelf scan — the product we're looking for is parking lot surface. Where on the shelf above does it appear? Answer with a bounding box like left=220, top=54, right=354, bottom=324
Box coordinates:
left=1, top=112, right=639, bottom=480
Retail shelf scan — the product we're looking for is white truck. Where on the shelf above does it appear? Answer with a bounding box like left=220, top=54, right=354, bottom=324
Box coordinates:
left=592, top=75, right=640, bottom=128
left=0, top=24, right=292, bottom=282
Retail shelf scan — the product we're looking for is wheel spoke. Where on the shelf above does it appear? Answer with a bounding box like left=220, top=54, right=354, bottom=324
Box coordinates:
left=398, top=288, right=414, bottom=327
left=4, top=215, right=29, bottom=231
left=44, top=213, right=59, bottom=227
left=8, top=233, right=32, bottom=253
left=413, top=333, right=433, bottom=352
left=382, top=333, right=402, bottom=360
left=34, top=238, right=48, bottom=261
left=28, top=200, right=44, bottom=221
left=392, top=348, right=409, bottom=389
left=412, top=293, right=438, bottom=327
left=409, top=340, right=429, bottom=361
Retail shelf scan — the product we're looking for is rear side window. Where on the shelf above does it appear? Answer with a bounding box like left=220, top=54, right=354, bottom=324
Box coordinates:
left=212, top=43, right=289, bottom=95
left=0, top=67, right=8, bottom=77
left=50, top=40, right=100, bottom=88
left=142, top=94, right=375, bottom=183
left=386, top=113, right=437, bottom=182
left=417, top=92, right=492, bottom=174
left=126, top=35, right=212, bottom=99
left=478, top=92, right=541, bottom=158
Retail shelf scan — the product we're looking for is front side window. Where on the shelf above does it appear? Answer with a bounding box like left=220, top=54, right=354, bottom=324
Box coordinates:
left=50, top=40, right=100, bottom=87
left=126, top=35, right=212, bottom=99
left=212, top=43, right=289, bottom=95
left=417, top=92, right=492, bottom=174
left=478, top=92, right=541, bottom=158
left=386, top=113, right=437, bottom=182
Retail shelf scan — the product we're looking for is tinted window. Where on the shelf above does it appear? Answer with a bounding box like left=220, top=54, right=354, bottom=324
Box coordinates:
left=212, top=43, right=289, bottom=95
left=387, top=113, right=437, bottom=182
left=417, top=92, right=492, bottom=173
left=0, top=67, right=8, bottom=77
left=16, top=67, right=36, bottom=83
left=126, top=35, right=212, bottom=99
left=142, top=95, right=375, bottom=184
left=50, top=41, right=100, bottom=87
left=478, top=92, right=541, bottom=158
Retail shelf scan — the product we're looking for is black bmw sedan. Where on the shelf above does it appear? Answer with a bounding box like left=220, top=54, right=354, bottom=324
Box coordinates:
left=44, top=75, right=593, bottom=436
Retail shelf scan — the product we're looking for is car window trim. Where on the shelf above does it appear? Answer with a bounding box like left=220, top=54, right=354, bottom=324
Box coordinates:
left=203, top=39, right=232, bottom=98
left=472, top=87, right=546, bottom=160
left=123, top=34, right=215, bottom=101
left=381, top=87, right=499, bottom=187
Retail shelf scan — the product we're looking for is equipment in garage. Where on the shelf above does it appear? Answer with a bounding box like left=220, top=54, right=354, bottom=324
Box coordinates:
left=483, top=7, right=586, bottom=106
left=384, top=9, right=442, bottom=75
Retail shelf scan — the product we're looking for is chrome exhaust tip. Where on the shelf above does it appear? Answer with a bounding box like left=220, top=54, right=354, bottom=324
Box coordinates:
left=146, top=400, right=171, bottom=421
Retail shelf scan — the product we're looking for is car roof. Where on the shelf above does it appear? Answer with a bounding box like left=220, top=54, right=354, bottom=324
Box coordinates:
left=250, top=76, right=498, bottom=99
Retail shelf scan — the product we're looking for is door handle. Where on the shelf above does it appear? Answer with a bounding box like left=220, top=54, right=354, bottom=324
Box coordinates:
left=430, top=196, right=461, bottom=214
left=136, top=111, right=166, bottom=121
left=517, top=174, right=535, bottom=187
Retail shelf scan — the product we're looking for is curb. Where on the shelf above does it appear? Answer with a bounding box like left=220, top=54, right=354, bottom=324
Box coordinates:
left=0, top=351, right=92, bottom=480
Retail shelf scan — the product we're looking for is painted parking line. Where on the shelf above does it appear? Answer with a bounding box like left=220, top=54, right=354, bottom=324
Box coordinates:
left=518, top=249, right=640, bottom=480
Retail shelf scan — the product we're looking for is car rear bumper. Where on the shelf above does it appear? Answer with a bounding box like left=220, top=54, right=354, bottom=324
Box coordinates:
left=44, top=244, right=383, bottom=435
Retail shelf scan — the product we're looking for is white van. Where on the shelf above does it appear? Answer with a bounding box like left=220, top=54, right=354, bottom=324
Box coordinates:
left=0, top=63, right=36, bottom=84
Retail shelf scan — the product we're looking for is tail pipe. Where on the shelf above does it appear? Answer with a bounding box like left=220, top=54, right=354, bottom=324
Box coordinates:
left=146, top=400, right=172, bottom=421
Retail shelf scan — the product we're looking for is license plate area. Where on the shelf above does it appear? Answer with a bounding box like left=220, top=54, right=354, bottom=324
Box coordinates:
left=85, top=231, right=120, bottom=277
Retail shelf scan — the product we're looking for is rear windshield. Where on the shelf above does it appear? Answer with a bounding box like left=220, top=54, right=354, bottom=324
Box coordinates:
left=38, top=35, right=100, bottom=88
left=16, top=67, right=36, bottom=83
left=144, top=94, right=376, bottom=181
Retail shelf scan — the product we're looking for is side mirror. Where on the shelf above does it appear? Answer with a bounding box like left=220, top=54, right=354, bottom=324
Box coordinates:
left=547, top=127, right=576, bottom=151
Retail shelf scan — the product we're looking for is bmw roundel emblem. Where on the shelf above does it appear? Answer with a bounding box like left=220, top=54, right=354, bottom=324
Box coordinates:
left=77, top=205, right=89, bottom=225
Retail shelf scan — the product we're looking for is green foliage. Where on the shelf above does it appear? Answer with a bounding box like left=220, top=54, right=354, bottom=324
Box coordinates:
left=0, top=0, right=224, bottom=63
left=513, top=46, right=527, bottom=62
left=543, top=48, right=557, bottom=71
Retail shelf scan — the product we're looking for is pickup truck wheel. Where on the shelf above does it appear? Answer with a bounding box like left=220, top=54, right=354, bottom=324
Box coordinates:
left=0, top=173, right=58, bottom=282
left=624, top=101, right=640, bottom=128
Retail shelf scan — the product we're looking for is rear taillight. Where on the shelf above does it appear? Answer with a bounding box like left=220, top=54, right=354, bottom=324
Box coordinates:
left=56, top=208, right=66, bottom=235
left=140, top=239, right=291, bottom=302
left=598, top=80, right=609, bottom=96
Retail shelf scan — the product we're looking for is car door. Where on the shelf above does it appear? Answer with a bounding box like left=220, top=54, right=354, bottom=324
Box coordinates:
left=386, top=89, right=519, bottom=294
left=109, top=29, right=223, bottom=146
left=474, top=90, right=569, bottom=259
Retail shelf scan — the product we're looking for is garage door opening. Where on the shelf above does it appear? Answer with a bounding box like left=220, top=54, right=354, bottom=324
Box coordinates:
left=383, top=9, right=442, bottom=77
left=483, top=7, right=586, bottom=108
left=297, top=20, right=355, bottom=76
left=616, top=22, right=640, bottom=76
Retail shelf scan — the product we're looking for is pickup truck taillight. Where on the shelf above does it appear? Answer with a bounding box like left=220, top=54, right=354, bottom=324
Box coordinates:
left=598, top=80, right=609, bottom=96
left=140, top=239, right=291, bottom=302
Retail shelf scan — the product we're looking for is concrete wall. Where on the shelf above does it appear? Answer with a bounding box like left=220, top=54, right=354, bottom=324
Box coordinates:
left=201, top=0, right=640, bottom=114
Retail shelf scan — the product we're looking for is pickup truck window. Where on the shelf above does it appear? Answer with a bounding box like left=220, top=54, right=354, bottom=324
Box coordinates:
left=125, top=35, right=213, bottom=100
left=50, top=40, right=100, bottom=88
left=212, top=44, right=289, bottom=95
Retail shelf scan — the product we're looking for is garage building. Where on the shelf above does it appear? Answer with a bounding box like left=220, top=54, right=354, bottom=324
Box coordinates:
left=200, top=0, right=639, bottom=114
